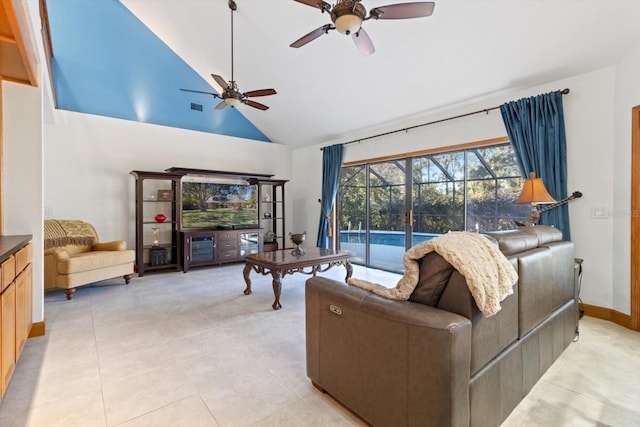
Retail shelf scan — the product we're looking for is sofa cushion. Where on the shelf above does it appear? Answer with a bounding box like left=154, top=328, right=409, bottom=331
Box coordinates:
left=517, top=225, right=563, bottom=245
left=409, top=251, right=455, bottom=306
left=484, top=230, right=539, bottom=255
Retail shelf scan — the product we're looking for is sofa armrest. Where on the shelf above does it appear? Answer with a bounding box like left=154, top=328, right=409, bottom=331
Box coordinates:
left=306, top=276, right=472, bottom=427
left=92, top=240, right=127, bottom=251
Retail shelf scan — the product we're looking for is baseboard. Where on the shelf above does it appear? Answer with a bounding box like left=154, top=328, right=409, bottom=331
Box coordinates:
left=580, top=303, right=633, bottom=330
left=28, top=320, right=46, bottom=338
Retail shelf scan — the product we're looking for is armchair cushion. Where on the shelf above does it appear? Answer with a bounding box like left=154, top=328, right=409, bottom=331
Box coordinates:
left=56, top=250, right=134, bottom=274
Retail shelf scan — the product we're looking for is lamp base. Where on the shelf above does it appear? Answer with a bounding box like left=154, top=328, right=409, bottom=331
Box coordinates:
left=530, top=204, right=541, bottom=225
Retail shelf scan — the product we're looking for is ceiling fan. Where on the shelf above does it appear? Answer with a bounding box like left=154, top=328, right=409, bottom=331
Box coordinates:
left=290, top=0, right=435, bottom=56
left=180, top=0, right=276, bottom=111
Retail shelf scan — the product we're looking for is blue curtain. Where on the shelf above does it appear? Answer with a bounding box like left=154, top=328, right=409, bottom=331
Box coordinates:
left=316, top=144, right=344, bottom=249
left=500, top=90, right=570, bottom=239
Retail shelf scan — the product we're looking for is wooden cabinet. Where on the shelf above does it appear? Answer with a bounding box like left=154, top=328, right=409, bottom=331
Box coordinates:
left=249, top=179, right=288, bottom=252
left=182, top=229, right=261, bottom=272
left=15, top=264, right=31, bottom=358
left=15, top=244, right=32, bottom=360
left=134, top=168, right=286, bottom=271
left=217, top=230, right=239, bottom=261
left=1, top=256, right=15, bottom=291
left=182, top=230, right=215, bottom=272
left=1, top=283, right=16, bottom=399
left=0, top=238, right=32, bottom=401
left=131, top=171, right=183, bottom=276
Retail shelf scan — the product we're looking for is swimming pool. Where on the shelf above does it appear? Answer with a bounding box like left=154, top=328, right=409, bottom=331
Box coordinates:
left=339, top=230, right=438, bottom=247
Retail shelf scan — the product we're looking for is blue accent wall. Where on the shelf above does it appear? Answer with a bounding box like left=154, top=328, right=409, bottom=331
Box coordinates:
left=47, top=0, right=271, bottom=142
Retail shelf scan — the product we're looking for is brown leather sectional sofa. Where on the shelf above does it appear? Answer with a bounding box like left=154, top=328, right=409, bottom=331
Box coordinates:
left=305, top=226, right=579, bottom=427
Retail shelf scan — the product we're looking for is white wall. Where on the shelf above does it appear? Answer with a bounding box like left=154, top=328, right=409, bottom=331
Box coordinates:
left=612, top=39, right=640, bottom=314
left=292, top=66, right=621, bottom=312
left=3, top=80, right=44, bottom=323
left=44, top=111, right=292, bottom=247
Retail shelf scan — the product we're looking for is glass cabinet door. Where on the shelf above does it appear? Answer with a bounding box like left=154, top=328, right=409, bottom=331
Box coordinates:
left=249, top=179, right=287, bottom=252
left=239, top=232, right=260, bottom=256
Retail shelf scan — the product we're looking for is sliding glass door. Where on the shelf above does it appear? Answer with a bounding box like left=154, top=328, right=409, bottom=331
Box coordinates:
left=411, top=151, right=465, bottom=237
left=338, top=165, right=367, bottom=265
left=338, top=143, right=528, bottom=273
left=338, top=160, right=410, bottom=272
left=368, top=161, right=407, bottom=270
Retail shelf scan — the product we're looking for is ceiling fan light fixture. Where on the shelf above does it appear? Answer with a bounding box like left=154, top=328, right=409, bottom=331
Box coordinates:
left=332, top=1, right=366, bottom=35
left=335, top=14, right=362, bottom=35
left=224, top=97, right=242, bottom=108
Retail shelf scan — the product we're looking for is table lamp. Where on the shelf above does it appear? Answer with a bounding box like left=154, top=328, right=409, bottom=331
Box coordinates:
left=516, top=172, right=556, bottom=225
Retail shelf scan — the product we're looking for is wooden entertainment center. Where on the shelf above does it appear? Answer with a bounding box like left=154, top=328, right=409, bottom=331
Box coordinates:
left=131, top=167, right=287, bottom=274
left=182, top=228, right=261, bottom=273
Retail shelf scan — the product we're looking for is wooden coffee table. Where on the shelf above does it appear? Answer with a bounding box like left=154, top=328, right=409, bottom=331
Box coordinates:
left=243, top=247, right=352, bottom=310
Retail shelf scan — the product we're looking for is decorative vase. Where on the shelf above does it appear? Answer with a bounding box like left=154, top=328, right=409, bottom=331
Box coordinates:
left=265, top=230, right=276, bottom=243
left=154, top=213, right=166, bottom=223
left=151, top=227, right=160, bottom=246
left=289, top=231, right=307, bottom=256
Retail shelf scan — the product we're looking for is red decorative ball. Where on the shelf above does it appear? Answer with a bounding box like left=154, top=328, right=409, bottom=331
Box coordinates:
left=154, top=213, right=166, bottom=223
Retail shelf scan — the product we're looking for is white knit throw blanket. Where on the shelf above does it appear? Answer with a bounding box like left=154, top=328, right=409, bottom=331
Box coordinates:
left=348, top=232, right=519, bottom=317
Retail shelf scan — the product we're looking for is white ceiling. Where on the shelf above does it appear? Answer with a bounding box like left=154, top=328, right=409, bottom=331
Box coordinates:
left=120, top=0, right=640, bottom=149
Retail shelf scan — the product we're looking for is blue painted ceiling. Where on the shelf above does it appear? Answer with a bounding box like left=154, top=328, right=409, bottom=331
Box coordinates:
left=47, top=0, right=271, bottom=142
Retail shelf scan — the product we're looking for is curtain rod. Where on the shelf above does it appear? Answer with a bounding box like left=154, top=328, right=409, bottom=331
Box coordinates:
left=323, top=88, right=570, bottom=150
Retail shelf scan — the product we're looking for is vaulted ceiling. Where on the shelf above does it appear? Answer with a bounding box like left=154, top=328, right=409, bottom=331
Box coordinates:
left=46, top=0, right=640, bottom=149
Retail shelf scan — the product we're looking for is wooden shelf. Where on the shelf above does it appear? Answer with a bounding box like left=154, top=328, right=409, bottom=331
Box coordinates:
left=131, top=171, right=183, bottom=276
left=249, top=179, right=288, bottom=253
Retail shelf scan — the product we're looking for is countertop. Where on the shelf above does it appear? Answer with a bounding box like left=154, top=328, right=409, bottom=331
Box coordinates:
left=0, top=235, right=33, bottom=264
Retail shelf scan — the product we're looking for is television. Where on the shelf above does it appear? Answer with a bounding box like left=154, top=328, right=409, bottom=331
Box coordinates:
left=181, top=176, right=258, bottom=229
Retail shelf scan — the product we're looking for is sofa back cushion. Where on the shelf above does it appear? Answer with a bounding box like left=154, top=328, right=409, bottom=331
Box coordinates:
left=408, top=251, right=455, bottom=306
left=484, top=230, right=539, bottom=256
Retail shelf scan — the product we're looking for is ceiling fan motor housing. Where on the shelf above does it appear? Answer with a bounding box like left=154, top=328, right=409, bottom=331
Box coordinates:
left=332, top=1, right=366, bottom=35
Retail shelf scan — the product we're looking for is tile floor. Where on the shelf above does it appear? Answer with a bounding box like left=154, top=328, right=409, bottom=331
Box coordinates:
left=0, top=263, right=638, bottom=426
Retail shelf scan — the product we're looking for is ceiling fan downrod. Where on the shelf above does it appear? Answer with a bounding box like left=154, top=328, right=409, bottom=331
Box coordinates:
left=229, top=0, right=236, bottom=83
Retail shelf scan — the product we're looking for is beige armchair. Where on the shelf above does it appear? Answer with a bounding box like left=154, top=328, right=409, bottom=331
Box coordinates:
left=44, top=220, right=135, bottom=300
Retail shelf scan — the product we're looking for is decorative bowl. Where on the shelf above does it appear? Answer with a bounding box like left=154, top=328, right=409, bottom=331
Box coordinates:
left=289, top=231, right=307, bottom=256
